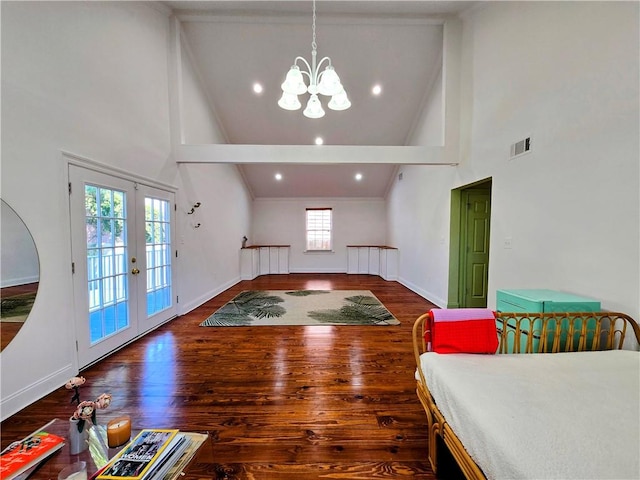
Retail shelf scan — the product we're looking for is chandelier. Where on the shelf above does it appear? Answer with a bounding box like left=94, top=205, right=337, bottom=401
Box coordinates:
left=278, top=0, right=351, bottom=119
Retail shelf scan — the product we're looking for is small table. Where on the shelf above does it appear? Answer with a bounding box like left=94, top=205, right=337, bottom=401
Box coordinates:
left=11, top=419, right=210, bottom=479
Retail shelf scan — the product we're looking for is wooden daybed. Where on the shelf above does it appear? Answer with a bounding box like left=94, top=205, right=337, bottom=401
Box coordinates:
left=412, top=311, right=640, bottom=480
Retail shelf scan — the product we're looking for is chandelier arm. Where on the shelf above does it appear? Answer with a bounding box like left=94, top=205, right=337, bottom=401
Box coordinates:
left=316, top=57, right=331, bottom=71
left=294, top=56, right=313, bottom=75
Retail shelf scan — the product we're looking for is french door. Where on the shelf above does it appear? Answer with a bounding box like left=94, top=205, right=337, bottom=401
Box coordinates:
left=69, top=165, right=176, bottom=368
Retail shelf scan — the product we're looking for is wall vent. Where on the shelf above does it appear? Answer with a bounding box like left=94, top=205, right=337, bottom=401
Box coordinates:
left=510, top=136, right=532, bottom=159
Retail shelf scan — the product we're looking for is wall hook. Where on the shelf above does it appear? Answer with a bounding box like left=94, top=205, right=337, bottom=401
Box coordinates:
left=187, top=202, right=201, bottom=215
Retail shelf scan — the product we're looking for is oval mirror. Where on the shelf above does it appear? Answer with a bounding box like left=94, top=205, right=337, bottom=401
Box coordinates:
left=1, top=199, right=40, bottom=351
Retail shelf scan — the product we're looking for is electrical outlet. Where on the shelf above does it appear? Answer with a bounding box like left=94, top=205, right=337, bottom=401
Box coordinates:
left=503, top=237, right=513, bottom=249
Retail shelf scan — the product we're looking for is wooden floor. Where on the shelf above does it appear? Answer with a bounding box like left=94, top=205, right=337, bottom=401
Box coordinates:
left=1, top=274, right=456, bottom=479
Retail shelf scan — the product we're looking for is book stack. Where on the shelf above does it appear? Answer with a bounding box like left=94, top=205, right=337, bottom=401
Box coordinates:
left=0, top=421, right=66, bottom=480
left=95, top=429, right=206, bottom=480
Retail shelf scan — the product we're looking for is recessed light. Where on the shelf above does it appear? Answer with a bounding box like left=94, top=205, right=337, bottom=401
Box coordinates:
left=372, top=84, right=382, bottom=96
left=315, top=137, right=324, bottom=145
left=355, top=173, right=363, bottom=181
left=275, top=173, right=282, bottom=181
left=253, top=83, right=263, bottom=94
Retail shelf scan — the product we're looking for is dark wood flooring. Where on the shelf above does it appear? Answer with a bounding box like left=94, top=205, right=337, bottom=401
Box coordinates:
left=1, top=274, right=452, bottom=479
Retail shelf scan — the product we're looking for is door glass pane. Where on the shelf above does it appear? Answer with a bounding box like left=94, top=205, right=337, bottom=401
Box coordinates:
left=145, top=197, right=172, bottom=317
left=85, top=184, right=129, bottom=343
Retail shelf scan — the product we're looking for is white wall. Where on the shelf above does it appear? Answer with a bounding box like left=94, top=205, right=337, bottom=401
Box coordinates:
left=252, top=198, right=387, bottom=273
left=180, top=30, right=228, bottom=145
left=388, top=165, right=455, bottom=307
left=409, top=65, right=444, bottom=146
left=389, top=2, right=640, bottom=319
left=175, top=163, right=251, bottom=312
left=176, top=20, right=251, bottom=312
left=0, top=2, right=250, bottom=420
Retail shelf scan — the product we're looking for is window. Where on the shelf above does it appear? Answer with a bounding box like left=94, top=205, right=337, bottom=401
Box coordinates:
left=306, top=208, right=332, bottom=251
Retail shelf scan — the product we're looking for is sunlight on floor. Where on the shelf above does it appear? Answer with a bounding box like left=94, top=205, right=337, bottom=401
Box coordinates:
left=303, top=279, right=333, bottom=290
left=141, top=332, right=177, bottom=410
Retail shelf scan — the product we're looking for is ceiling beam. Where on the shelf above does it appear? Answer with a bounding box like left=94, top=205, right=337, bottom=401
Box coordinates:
left=175, top=144, right=457, bottom=165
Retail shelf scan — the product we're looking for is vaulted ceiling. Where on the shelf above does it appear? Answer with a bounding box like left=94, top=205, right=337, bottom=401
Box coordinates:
left=164, top=1, right=475, bottom=198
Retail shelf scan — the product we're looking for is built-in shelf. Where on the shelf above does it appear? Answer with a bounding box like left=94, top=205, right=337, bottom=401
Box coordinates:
left=346, top=246, right=398, bottom=280
left=240, top=245, right=290, bottom=279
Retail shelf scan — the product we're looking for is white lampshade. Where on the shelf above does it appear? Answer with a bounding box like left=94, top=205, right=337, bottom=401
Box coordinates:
left=281, top=66, right=307, bottom=95
left=278, top=92, right=302, bottom=111
left=303, top=94, right=325, bottom=118
left=317, top=66, right=343, bottom=96
left=327, top=89, right=351, bottom=111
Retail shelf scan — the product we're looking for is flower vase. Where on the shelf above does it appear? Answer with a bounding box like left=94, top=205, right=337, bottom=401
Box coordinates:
left=69, top=417, right=89, bottom=454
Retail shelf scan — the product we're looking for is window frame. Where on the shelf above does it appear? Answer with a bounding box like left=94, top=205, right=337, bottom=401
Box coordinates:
left=305, top=207, right=333, bottom=252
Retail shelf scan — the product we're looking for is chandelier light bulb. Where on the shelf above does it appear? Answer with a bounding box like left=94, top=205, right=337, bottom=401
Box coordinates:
left=278, top=92, right=302, bottom=111
left=303, top=94, right=325, bottom=119
left=281, top=66, right=307, bottom=95
left=317, top=66, right=343, bottom=96
left=328, top=89, right=351, bottom=111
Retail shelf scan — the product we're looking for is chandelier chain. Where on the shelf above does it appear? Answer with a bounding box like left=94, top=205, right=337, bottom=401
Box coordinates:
left=311, top=0, right=317, bottom=52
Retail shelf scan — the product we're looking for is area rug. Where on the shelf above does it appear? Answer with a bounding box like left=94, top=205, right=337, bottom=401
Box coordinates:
left=1, top=292, right=36, bottom=323
left=200, top=290, right=399, bottom=327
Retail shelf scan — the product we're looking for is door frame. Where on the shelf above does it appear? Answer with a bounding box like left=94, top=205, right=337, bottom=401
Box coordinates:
left=447, top=177, right=492, bottom=308
left=64, top=151, right=178, bottom=368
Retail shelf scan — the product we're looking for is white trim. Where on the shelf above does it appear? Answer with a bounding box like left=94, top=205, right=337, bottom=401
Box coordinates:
left=178, top=276, right=239, bottom=315
left=289, top=267, right=344, bottom=274
left=176, top=144, right=455, bottom=165
left=0, top=363, right=76, bottom=422
left=399, top=276, right=447, bottom=308
left=175, top=12, right=447, bottom=27
left=62, top=151, right=178, bottom=193
left=1, top=274, right=39, bottom=289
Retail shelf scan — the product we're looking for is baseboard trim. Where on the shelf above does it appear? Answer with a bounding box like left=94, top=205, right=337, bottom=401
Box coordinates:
left=288, top=268, right=345, bottom=274
left=1, top=363, right=76, bottom=422
left=398, top=277, right=446, bottom=308
left=178, top=277, right=240, bottom=315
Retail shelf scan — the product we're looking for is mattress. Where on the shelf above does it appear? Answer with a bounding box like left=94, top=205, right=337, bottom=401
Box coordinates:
left=416, top=350, right=640, bottom=479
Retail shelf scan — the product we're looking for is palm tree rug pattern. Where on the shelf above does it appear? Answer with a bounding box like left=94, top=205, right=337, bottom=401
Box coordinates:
left=199, top=290, right=400, bottom=327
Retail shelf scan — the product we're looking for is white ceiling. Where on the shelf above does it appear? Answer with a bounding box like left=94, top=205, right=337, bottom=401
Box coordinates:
left=164, top=1, right=475, bottom=198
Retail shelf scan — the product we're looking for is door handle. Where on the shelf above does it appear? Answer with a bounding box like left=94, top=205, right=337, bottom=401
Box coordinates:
left=131, top=268, right=140, bottom=275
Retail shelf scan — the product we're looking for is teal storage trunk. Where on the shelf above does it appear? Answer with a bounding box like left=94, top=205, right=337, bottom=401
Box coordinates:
left=496, top=289, right=601, bottom=352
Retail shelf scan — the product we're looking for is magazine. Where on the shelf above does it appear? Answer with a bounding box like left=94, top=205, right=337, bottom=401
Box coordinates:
left=160, top=433, right=207, bottom=480
left=0, top=421, right=65, bottom=480
left=90, top=432, right=205, bottom=480
left=97, top=429, right=183, bottom=480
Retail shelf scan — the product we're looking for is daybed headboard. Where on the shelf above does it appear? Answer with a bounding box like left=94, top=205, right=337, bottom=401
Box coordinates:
left=495, top=311, right=640, bottom=353
left=413, top=311, right=640, bottom=359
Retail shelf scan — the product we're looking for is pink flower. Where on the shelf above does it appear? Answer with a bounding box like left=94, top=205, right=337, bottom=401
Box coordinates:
left=65, top=376, right=86, bottom=389
left=95, top=393, right=112, bottom=409
left=73, top=401, right=96, bottom=421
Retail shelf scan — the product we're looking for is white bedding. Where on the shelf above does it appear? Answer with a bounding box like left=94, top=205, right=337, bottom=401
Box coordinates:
left=417, top=350, right=640, bottom=479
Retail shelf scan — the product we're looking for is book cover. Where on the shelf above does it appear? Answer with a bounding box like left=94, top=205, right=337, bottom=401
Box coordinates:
left=97, top=429, right=179, bottom=480
left=0, top=429, right=65, bottom=480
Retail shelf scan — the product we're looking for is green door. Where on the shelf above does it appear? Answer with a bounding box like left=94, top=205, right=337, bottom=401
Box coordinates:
left=462, top=190, right=491, bottom=307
